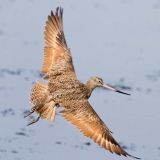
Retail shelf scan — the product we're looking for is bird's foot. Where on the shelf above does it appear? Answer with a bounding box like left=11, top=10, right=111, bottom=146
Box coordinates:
left=27, top=116, right=40, bottom=126
left=24, top=106, right=37, bottom=118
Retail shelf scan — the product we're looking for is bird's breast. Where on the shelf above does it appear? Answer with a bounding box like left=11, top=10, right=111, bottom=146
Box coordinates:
left=48, top=75, right=88, bottom=102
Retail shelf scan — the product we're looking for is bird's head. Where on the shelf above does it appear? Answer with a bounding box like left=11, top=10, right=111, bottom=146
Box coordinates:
left=88, top=77, right=104, bottom=87
left=88, top=76, right=130, bottom=95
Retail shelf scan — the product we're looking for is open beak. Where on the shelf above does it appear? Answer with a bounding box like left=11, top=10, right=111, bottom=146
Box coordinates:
left=102, top=84, right=130, bottom=95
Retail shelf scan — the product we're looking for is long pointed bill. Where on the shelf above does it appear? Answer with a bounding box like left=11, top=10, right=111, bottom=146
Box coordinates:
left=102, top=84, right=130, bottom=95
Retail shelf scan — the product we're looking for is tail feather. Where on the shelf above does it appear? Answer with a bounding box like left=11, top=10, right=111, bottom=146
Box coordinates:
left=37, top=101, right=56, bottom=122
left=29, top=81, right=56, bottom=122
left=30, top=81, right=48, bottom=106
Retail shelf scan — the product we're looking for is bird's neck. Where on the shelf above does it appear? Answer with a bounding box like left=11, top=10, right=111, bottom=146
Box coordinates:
left=86, top=80, right=96, bottom=98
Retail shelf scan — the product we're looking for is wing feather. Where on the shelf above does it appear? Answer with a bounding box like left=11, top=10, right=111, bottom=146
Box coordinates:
left=42, top=7, right=75, bottom=77
left=61, top=100, right=140, bottom=159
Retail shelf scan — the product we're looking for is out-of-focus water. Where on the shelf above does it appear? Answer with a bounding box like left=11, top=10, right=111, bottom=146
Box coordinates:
left=0, top=0, right=160, bottom=160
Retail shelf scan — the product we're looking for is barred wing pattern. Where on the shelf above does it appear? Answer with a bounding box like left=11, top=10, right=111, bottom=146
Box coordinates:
left=42, top=7, right=76, bottom=78
left=61, top=100, right=139, bottom=159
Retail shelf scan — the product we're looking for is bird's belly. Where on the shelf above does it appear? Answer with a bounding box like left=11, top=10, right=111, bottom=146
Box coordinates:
left=49, top=83, right=87, bottom=103
left=48, top=75, right=88, bottom=103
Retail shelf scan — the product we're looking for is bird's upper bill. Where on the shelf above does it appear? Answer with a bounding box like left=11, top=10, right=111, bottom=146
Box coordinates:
left=102, top=84, right=130, bottom=95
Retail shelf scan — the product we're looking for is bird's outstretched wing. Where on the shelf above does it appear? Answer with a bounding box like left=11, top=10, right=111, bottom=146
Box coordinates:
left=61, top=100, right=140, bottom=159
left=42, top=7, right=76, bottom=78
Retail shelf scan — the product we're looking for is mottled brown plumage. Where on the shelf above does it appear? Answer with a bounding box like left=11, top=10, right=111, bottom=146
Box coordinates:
left=26, top=7, right=140, bottom=159
left=28, top=81, right=56, bottom=122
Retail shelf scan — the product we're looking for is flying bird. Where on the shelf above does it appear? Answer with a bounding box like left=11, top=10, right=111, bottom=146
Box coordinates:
left=25, top=7, right=140, bottom=159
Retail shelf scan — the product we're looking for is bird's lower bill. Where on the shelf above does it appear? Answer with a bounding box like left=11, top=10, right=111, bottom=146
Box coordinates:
left=102, top=84, right=130, bottom=95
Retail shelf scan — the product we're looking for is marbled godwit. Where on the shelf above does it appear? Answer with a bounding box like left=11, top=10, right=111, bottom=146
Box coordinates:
left=25, top=7, right=140, bottom=159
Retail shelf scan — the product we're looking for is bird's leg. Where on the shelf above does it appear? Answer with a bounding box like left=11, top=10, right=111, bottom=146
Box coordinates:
left=24, top=105, right=39, bottom=118
left=24, top=110, right=34, bottom=118
left=27, top=116, right=40, bottom=126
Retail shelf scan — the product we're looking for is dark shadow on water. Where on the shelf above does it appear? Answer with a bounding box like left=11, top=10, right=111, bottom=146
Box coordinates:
left=84, top=142, right=91, bottom=146
left=15, top=132, right=27, bottom=136
left=0, top=108, right=15, bottom=116
left=119, top=142, right=136, bottom=151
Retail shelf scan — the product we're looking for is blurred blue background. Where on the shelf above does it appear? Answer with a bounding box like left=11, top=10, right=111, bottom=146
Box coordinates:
left=0, top=0, right=160, bottom=160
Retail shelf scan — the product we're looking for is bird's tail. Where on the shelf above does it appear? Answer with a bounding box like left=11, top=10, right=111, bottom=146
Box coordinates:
left=28, top=81, right=56, bottom=122
left=30, top=81, right=48, bottom=106
left=36, top=101, right=56, bottom=122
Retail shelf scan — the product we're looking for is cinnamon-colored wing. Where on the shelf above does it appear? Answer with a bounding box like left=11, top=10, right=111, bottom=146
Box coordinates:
left=42, top=7, right=76, bottom=78
left=61, top=100, right=140, bottom=159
